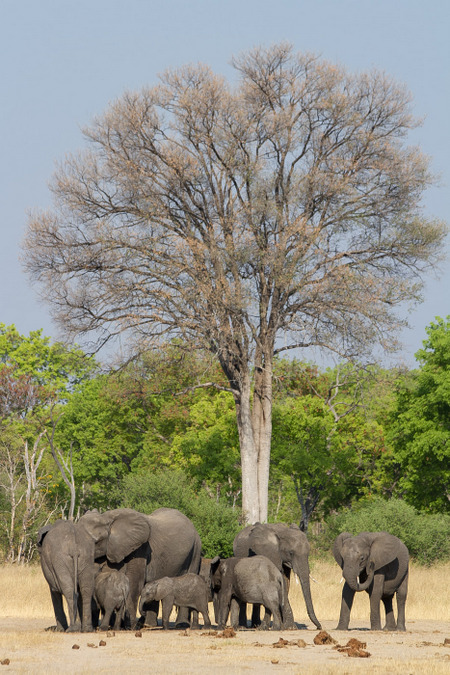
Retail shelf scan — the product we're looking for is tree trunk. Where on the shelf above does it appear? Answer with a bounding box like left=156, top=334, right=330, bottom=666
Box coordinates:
left=234, top=371, right=260, bottom=523
left=233, top=353, right=274, bottom=524
left=252, top=353, right=273, bottom=524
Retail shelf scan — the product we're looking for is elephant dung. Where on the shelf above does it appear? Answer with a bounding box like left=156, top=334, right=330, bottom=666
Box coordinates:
left=313, top=630, right=337, bottom=645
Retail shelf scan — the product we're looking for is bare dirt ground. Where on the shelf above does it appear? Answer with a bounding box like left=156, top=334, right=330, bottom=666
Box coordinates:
left=0, top=617, right=449, bottom=674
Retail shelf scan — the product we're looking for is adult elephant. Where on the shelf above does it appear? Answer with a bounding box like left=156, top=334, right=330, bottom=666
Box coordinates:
left=333, top=531, right=409, bottom=631
left=79, top=506, right=202, bottom=627
left=233, top=522, right=321, bottom=630
left=38, top=519, right=96, bottom=632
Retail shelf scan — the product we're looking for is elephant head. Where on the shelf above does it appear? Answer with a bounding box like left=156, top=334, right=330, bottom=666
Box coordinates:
left=243, top=523, right=321, bottom=629
left=139, top=578, right=171, bottom=614
left=333, top=531, right=400, bottom=592
left=79, top=508, right=151, bottom=563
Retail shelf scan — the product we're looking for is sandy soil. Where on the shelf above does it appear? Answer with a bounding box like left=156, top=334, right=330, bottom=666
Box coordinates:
left=0, top=618, right=449, bottom=674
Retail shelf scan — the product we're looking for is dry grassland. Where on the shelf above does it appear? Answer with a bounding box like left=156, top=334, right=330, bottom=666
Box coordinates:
left=0, top=560, right=448, bottom=674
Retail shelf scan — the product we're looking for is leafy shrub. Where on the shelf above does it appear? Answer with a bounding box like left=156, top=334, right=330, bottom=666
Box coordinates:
left=118, top=469, right=241, bottom=558
left=312, top=498, right=450, bottom=565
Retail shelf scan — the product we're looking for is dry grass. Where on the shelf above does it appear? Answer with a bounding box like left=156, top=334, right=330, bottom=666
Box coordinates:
left=0, top=559, right=448, bottom=624
left=0, top=561, right=449, bottom=674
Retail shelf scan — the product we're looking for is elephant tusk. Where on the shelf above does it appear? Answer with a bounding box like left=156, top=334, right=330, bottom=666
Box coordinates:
left=357, top=575, right=360, bottom=586
left=309, top=574, right=319, bottom=584
left=340, top=576, right=344, bottom=584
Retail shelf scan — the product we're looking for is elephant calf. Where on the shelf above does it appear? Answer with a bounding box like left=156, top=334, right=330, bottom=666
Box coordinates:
left=210, top=555, right=285, bottom=631
left=139, top=574, right=211, bottom=630
left=333, top=531, right=409, bottom=631
left=94, top=566, right=130, bottom=630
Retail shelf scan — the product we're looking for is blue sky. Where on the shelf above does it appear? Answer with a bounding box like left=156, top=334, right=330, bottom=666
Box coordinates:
left=1, top=0, right=448, bottom=367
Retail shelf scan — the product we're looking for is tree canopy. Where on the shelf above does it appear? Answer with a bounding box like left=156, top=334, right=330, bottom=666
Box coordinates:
left=23, top=44, right=447, bottom=522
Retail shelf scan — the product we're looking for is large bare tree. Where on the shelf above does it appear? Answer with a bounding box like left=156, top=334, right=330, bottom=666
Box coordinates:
left=23, top=44, right=446, bottom=523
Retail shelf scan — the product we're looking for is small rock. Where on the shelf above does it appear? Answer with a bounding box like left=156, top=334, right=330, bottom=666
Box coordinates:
left=296, top=639, right=307, bottom=648
left=71, top=645, right=80, bottom=650
left=106, top=631, right=115, bottom=638
left=135, top=630, right=142, bottom=638
left=87, top=643, right=98, bottom=648
left=273, top=638, right=289, bottom=648
left=99, top=640, right=106, bottom=647
left=444, top=638, right=450, bottom=647
left=1, top=659, right=10, bottom=666
left=271, top=659, right=279, bottom=664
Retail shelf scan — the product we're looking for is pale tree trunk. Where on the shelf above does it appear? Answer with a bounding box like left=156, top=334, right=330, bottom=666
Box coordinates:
left=233, top=350, right=274, bottom=524
left=252, top=351, right=273, bottom=524
left=234, top=371, right=260, bottom=524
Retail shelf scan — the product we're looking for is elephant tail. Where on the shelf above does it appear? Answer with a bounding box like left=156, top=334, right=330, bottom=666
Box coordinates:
left=72, top=554, right=79, bottom=625
left=279, top=575, right=286, bottom=624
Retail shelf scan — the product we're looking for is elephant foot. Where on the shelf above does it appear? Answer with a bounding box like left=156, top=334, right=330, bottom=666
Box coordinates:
left=45, top=625, right=65, bottom=633
left=336, top=623, right=349, bottom=631
left=66, top=623, right=81, bottom=633
left=81, top=624, right=94, bottom=633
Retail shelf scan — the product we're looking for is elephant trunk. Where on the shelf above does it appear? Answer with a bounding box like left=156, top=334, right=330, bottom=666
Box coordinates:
left=343, top=562, right=374, bottom=592
left=293, top=560, right=321, bottom=629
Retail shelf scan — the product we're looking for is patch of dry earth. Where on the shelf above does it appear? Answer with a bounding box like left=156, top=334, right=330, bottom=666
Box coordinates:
left=0, top=618, right=449, bottom=674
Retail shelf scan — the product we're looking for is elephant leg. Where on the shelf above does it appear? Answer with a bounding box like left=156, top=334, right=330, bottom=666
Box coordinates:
left=280, top=571, right=295, bottom=629
left=161, top=596, right=174, bottom=629
left=175, top=605, right=190, bottom=628
left=270, top=603, right=282, bottom=631
left=257, top=607, right=272, bottom=631
left=201, top=605, right=212, bottom=629
left=229, top=598, right=240, bottom=630
left=50, top=590, right=68, bottom=632
left=113, top=608, right=123, bottom=631
left=237, top=601, right=248, bottom=628
left=99, top=607, right=114, bottom=631
left=396, top=572, right=408, bottom=632
left=144, top=600, right=159, bottom=627
left=190, top=608, right=200, bottom=629
left=382, top=595, right=396, bottom=631
left=369, top=575, right=384, bottom=630
left=251, top=603, right=261, bottom=628
left=217, top=589, right=232, bottom=630
left=336, top=582, right=355, bottom=630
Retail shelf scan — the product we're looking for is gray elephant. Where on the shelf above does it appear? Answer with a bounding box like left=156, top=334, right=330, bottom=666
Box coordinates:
left=210, top=555, right=285, bottom=631
left=233, top=523, right=321, bottom=629
left=37, top=519, right=95, bottom=633
left=94, top=564, right=130, bottom=630
left=79, top=507, right=202, bottom=628
left=139, top=574, right=211, bottom=629
left=333, top=531, right=409, bottom=631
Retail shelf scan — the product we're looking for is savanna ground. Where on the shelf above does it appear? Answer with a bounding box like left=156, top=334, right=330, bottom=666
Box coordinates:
left=0, top=560, right=448, bottom=674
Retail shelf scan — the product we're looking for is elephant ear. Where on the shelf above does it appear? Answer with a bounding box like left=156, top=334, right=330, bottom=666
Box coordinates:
left=37, top=523, right=53, bottom=548
left=249, top=524, right=283, bottom=571
left=106, top=509, right=151, bottom=564
left=368, top=532, right=400, bottom=571
left=151, top=577, right=173, bottom=601
left=333, top=532, right=353, bottom=569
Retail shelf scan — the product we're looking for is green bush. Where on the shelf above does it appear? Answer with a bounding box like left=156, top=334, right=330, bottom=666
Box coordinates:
left=118, top=469, right=241, bottom=558
left=312, top=498, right=450, bottom=565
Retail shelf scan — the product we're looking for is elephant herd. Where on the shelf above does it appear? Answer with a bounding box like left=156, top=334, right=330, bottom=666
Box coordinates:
left=38, top=508, right=410, bottom=634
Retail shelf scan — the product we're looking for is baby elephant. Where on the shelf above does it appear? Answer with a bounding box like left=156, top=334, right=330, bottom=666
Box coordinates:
left=210, top=555, right=285, bottom=630
left=94, top=566, right=130, bottom=630
left=333, top=531, right=409, bottom=631
left=139, top=574, right=211, bottom=630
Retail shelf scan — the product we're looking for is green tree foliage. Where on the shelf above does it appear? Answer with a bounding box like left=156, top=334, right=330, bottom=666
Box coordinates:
left=387, top=317, right=450, bottom=512
left=0, top=324, right=95, bottom=558
left=171, top=392, right=241, bottom=505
